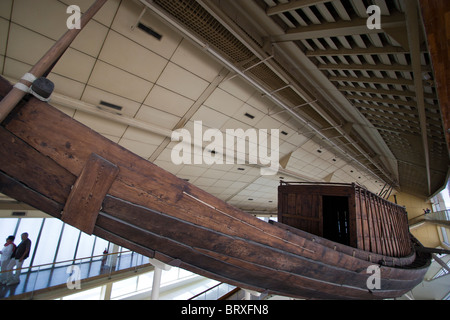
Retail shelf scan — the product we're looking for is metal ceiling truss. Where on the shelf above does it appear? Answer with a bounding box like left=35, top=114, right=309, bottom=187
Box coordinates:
left=141, top=0, right=449, bottom=198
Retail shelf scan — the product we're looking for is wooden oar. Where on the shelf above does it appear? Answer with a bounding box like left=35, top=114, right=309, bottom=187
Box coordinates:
left=0, top=0, right=107, bottom=123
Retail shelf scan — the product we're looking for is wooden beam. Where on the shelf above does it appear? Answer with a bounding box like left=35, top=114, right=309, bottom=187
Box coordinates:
left=271, top=12, right=405, bottom=42
left=405, top=0, right=431, bottom=195
left=267, top=0, right=332, bottom=16
left=419, top=0, right=450, bottom=153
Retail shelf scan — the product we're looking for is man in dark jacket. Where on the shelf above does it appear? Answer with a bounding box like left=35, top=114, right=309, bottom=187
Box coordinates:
left=6, top=233, right=31, bottom=285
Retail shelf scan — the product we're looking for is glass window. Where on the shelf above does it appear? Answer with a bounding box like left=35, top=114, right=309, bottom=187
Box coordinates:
left=56, top=224, right=80, bottom=265
left=93, top=237, right=109, bottom=257
left=441, top=227, right=449, bottom=246
left=110, top=277, right=138, bottom=299
left=32, top=218, right=63, bottom=269
left=137, top=272, right=154, bottom=291
left=15, top=218, right=44, bottom=269
left=75, top=232, right=96, bottom=260
left=61, top=287, right=103, bottom=300
left=0, top=218, right=19, bottom=243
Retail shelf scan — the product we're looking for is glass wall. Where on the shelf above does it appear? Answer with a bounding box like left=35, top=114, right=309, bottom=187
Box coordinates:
left=0, top=217, right=110, bottom=270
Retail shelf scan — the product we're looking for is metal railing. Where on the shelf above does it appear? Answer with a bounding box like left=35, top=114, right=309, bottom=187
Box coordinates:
left=188, top=282, right=239, bottom=300
left=0, top=251, right=149, bottom=299
left=409, top=209, right=450, bottom=226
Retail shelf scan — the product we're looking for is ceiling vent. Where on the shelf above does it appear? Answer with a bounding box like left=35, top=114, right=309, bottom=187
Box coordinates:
left=12, top=211, right=26, bottom=217
left=137, top=23, right=163, bottom=40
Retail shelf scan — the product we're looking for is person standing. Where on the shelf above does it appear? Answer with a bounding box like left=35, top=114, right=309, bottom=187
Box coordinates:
left=6, top=233, right=31, bottom=286
left=0, top=236, right=16, bottom=284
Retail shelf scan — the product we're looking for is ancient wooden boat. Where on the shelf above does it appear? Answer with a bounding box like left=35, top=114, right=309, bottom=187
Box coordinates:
left=0, top=0, right=431, bottom=300
left=0, top=74, right=432, bottom=299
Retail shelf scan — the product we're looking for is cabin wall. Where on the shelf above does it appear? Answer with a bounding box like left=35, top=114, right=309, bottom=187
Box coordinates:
left=278, top=184, right=357, bottom=248
left=278, top=183, right=413, bottom=258
left=354, top=187, right=412, bottom=257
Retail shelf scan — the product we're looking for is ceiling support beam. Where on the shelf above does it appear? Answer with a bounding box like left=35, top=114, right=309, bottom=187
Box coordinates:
left=405, top=0, right=432, bottom=195
left=329, top=76, right=420, bottom=87
left=353, top=102, right=423, bottom=116
left=266, top=0, right=332, bottom=16
left=346, top=94, right=436, bottom=110
left=318, top=62, right=431, bottom=72
left=142, top=0, right=398, bottom=188
left=305, top=45, right=416, bottom=57
left=419, top=0, right=450, bottom=153
left=270, top=12, right=405, bottom=42
left=338, top=85, right=436, bottom=100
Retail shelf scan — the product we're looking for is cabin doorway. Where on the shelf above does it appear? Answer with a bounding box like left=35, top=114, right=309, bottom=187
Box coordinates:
left=322, top=196, right=350, bottom=245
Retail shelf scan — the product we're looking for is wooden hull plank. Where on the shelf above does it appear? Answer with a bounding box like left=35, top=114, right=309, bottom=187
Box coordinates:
left=0, top=171, right=63, bottom=218
left=0, top=126, right=75, bottom=204
left=99, top=195, right=425, bottom=295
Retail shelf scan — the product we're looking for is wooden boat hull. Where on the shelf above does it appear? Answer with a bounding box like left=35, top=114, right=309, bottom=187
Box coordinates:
left=0, top=76, right=430, bottom=299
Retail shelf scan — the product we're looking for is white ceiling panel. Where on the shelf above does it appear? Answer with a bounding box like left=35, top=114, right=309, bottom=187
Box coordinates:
left=134, top=104, right=181, bottom=130
left=53, top=48, right=96, bottom=83
left=0, top=19, right=8, bottom=56
left=118, top=138, right=158, bottom=159
left=111, top=0, right=182, bottom=60
left=204, top=88, right=245, bottom=116
left=191, top=105, right=229, bottom=129
left=47, top=73, right=85, bottom=99
left=6, top=24, right=54, bottom=66
left=73, top=111, right=127, bottom=137
left=157, top=62, right=209, bottom=101
left=99, top=30, right=168, bottom=83
left=71, top=21, right=110, bottom=58
left=59, top=0, right=121, bottom=27
left=143, top=85, right=194, bottom=118
left=88, top=60, right=153, bottom=102
left=11, top=0, right=67, bottom=40
left=81, top=86, right=142, bottom=117
left=171, top=39, right=223, bottom=82
left=0, top=0, right=12, bottom=20
left=121, top=126, right=165, bottom=146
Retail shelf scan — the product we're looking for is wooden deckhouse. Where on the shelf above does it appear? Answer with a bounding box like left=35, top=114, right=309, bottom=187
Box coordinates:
left=278, top=182, right=412, bottom=259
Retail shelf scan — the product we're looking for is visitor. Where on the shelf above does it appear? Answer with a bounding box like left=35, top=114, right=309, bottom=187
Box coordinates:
left=6, top=233, right=31, bottom=286
left=0, top=236, right=16, bottom=285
